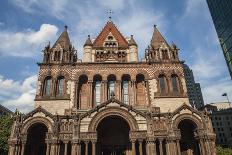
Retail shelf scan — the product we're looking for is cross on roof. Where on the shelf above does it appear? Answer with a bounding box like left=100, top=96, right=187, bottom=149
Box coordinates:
left=107, top=10, right=114, bottom=20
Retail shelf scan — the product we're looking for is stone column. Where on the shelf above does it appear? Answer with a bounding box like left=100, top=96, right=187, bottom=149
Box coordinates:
left=46, top=143, right=50, bottom=155
left=71, top=143, right=76, bottom=155
left=159, top=139, right=163, bottom=155
left=64, top=142, right=68, bottom=155
left=132, top=80, right=136, bottom=106
left=92, top=141, right=96, bottom=155
left=139, top=140, right=143, bottom=155
left=85, top=141, right=89, bottom=155
left=199, top=139, right=205, bottom=155
left=146, top=141, right=156, bottom=155
left=88, top=81, right=93, bottom=108
left=165, top=140, right=170, bottom=155
left=131, top=140, right=136, bottom=155
left=8, top=144, right=15, bottom=155
left=101, top=80, right=107, bottom=102
left=176, top=140, right=181, bottom=155
left=116, top=80, right=121, bottom=100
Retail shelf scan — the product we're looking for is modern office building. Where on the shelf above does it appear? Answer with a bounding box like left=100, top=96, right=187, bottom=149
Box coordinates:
left=203, top=102, right=232, bottom=147
left=183, top=64, right=204, bottom=109
left=206, top=0, right=232, bottom=78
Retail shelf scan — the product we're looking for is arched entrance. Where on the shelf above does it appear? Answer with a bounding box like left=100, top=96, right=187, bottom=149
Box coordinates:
left=178, top=119, right=200, bottom=155
left=25, top=123, right=48, bottom=155
left=97, top=116, right=130, bottom=155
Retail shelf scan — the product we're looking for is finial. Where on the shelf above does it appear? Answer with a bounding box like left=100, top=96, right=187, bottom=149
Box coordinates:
left=64, top=25, right=68, bottom=30
left=131, top=35, right=133, bottom=38
left=154, top=24, right=157, bottom=28
left=88, top=35, right=90, bottom=38
left=107, top=10, right=114, bottom=21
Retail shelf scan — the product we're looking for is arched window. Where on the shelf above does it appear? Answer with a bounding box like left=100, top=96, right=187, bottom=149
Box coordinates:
left=43, top=77, right=52, bottom=96
left=122, top=75, right=130, bottom=104
left=171, top=74, right=179, bottom=93
left=136, top=74, right=146, bottom=105
left=93, top=75, right=102, bottom=106
left=158, top=75, right=167, bottom=95
left=107, top=75, right=116, bottom=99
left=56, top=77, right=65, bottom=96
left=162, top=50, right=169, bottom=60
left=77, top=75, right=88, bottom=109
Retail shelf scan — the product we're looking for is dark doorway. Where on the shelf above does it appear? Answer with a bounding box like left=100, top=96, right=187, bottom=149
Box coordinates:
left=25, top=123, right=48, bottom=155
left=178, top=120, right=200, bottom=155
left=97, top=116, right=130, bottom=155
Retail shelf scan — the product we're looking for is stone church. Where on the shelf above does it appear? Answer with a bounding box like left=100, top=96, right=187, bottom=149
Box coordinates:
left=8, top=19, right=216, bottom=155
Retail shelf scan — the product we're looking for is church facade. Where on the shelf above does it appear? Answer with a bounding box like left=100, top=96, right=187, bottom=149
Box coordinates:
left=8, top=20, right=216, bottom=155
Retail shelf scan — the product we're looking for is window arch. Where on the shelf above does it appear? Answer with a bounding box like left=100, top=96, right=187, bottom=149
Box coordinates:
left=93, top=75, right=102, bottom=106
left=162, top=50, right=169, bottom=60
left=136, top=74, right=146, bottom=105
left=107, top=75, right=116, bottom=99
left=158, top=74, right=167, bottom=95
left=171, top=74, right=180, bottom=94
left=56, top=76, right=65, bottom=96
left=122, top=75, right=131, bottom=104
left=43, top=77, right=52, bottom=96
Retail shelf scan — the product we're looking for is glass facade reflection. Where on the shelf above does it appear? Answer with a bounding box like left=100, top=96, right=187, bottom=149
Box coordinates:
left=207, top=0, right=232, bottom=78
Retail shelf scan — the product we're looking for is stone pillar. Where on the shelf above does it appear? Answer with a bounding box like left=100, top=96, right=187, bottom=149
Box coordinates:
left=116, top=80, right=121, bottom=100
left=101, top=80, right=107, bottom=102
left=146, top=141, right=156, bottom=155
left=88, top=81, right=93, bottom=108
left=176, top=140, right=181, bottom=155
left=92, top=141, right=96, bottom=155
left=71, top=143, right=76, bottom=155
left=46, top=143, right=50, bottom=155
left=132, top=80, right=136, bottom=106
left=139, top=140, right=143, bottom=155
left=8, top=144, right=15, bottom=155
left=131, top=140, right=136, bottom=155
left=64, top=142, right=68, bottom=155
left=199, top=139, right=205, bottom=155
left=165, top=140, right=170, bottom=155
left=50, top=143, right=58, bottom=155
left=85, top=141, right=89, bottom=155
left=159, top=139, right=163, bottom=155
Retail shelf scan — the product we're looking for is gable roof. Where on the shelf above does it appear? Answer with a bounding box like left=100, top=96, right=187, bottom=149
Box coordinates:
left=80, top=97, right=146, bottom=119
left=23, top=106, right=54, bottom=121
left=93, top=21, right=129, bottom=48
left=150, top=25, right=170, bottom=49
left=52, top=26, right=71, bottom=51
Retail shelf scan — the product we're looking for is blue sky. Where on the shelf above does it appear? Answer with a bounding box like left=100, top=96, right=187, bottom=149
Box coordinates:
left=0, top=0, right=231, bottom=112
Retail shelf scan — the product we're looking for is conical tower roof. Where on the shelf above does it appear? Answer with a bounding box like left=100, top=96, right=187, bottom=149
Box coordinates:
left=150, top=25, right=169, bottom=49
left=52, top=26, right=71, bottom=50
left=84, top=35, right=93, bottom=46
left=129, top=35, right=137, bottom=46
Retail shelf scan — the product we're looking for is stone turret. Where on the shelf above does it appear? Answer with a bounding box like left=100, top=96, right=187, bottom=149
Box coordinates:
left=128, top=35, right=138, bottom=62
left=83, top=35, right=93, bottom=62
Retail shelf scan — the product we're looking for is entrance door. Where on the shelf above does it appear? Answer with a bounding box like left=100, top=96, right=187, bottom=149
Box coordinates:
left=97, top=116, right=130, bottom=155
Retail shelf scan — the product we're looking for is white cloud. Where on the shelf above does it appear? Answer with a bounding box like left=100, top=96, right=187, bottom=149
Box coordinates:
left=0, top=75, right=37, bottom=113
left=0, top=24, right=58, bottom=57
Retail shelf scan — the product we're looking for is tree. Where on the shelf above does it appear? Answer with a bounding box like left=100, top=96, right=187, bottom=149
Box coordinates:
left=217, top=146, right=232, bottom=155
left=0, top=114, right=13, bottom=154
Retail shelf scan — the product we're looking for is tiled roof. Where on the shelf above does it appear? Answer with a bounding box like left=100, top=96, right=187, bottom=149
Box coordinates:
left=93, top=21, right=128, bottom=48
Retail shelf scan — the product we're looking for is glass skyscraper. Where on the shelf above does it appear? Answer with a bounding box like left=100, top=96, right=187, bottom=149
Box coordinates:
left=207, top=0, right=232, bottom=78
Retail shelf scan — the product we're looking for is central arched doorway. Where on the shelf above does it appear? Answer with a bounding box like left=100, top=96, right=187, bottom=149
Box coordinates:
left=97, top=116, right=130, bottom=155
left=178, top=119, right=200, bottom=155
left=25, top=123, right=48, bottom=155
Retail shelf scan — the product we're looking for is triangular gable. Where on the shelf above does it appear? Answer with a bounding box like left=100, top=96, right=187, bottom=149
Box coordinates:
left=23, top=106, right=54, bottom=121
left=80, top=97, right=146, bottom=119
left=52, top=27, right=71, bottom=51
left=93, top=21, right=129, bottom=48
left=172, top=103, right=202, bottom=117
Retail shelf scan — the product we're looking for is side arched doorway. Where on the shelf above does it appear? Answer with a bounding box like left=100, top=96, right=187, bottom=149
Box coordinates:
left=96, top=116, right=130, bottom=155
left=25, top=123, right=48, bottom=155
left=178, top=119, right=200, bottom=155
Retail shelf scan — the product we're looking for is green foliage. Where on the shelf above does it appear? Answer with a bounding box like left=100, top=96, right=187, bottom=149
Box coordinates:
left=0, top=114, right=13, bottom=154
left=217, top=146, right=232, bottom=155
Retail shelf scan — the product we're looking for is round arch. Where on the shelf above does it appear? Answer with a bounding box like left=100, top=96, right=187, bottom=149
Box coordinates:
left=21, top=116, right=53, bottom=134
left=172, top=113, right=203, bottom=130
left=88, top=107, right=139, bottom=132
